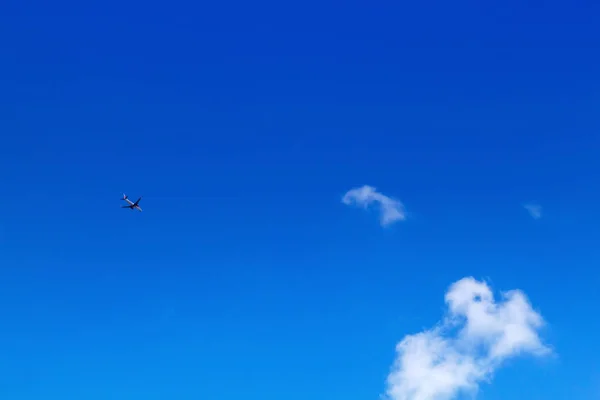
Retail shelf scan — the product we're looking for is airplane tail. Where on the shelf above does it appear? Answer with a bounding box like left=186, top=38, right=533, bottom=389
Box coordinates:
left=122, top=193, right=128, bottom=200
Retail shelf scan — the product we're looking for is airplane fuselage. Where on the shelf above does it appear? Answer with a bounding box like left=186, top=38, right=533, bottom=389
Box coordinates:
left=121, top=194, right=143, bottom=211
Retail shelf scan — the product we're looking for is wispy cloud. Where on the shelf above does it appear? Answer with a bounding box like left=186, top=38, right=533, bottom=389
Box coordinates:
left=342, top=185, right=406, bottom=226
left=384, top=277, right=550, bottom=400
left=523, top=203, right=542, bottom=219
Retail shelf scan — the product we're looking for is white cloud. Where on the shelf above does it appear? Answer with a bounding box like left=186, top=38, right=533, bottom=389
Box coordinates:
left=523, top=203, right=542, bottom=219
left=342, top=185, right=406, bottom=226
left=384, top=277, right=550, bottom=400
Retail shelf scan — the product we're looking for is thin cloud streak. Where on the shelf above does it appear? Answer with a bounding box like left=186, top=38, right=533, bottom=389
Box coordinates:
left=523, top=203, right=542, bottom=219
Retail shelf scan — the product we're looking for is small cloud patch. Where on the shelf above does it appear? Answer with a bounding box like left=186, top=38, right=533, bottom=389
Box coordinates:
left=342, top=185, right=406, bottom=226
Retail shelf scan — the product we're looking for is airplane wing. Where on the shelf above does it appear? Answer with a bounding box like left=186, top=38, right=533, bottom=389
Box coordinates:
left=121, top=205, right=133, bottom=208
left=133, top=197, right=142, bottom=206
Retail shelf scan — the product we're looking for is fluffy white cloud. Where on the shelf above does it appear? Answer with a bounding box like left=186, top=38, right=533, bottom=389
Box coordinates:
left=384, top=277, right=550, bottom=400
left=523, top=203, right=542, bottom=219
left=342, top=185, right=406, bottom=226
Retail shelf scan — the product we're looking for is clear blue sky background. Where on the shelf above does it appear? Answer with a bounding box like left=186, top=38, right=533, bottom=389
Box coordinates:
left=0, top=1, right=599, bottom=399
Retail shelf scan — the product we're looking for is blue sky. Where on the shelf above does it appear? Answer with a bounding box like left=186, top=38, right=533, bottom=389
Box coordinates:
left=0, top=1, right=599, bottom=399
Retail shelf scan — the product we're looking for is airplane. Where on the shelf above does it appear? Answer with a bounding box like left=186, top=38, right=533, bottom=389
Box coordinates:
left=121, top=193, right=143, bottom=211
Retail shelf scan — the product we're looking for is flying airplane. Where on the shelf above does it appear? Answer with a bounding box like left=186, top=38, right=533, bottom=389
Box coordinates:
left=121, top=193, right=142, bottom=211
